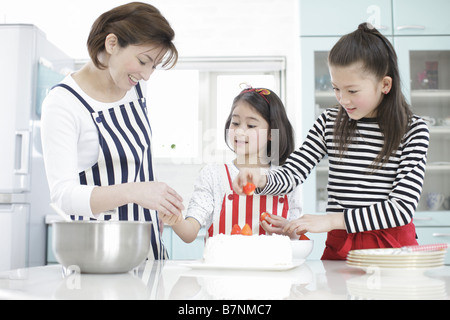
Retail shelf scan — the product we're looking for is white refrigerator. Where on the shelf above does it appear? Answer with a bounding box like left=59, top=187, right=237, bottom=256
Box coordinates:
left=0, top=24, right=73, bottom=271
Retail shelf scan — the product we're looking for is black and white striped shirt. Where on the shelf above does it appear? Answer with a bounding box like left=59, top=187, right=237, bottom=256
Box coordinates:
left=262, top=107, right=429, bottom=233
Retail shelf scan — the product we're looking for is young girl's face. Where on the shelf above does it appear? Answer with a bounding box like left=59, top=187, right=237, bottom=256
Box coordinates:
left=329, top=62, right=389, bottom=120
left=228, top=101, right=270, bottom=164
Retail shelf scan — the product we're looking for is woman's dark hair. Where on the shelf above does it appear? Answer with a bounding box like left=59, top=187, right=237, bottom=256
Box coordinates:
left=87, top=2, right=178, bottom=70
left=329, top=22, right=412, bottom=167
left=224, top=88, right=295, bottom=165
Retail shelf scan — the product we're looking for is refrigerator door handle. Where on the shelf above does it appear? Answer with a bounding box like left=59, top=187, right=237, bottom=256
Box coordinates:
left=15, top=130, right=30, bottom=175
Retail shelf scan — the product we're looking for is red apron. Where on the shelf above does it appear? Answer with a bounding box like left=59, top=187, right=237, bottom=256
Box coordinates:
left=208, top=164, right=289, bottom=238
left=321, top=222, right=418, bottom=260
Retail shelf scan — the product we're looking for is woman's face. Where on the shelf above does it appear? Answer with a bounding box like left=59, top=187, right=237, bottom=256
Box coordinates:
left=329, top=62, right=389, bottom=120
left=106, top=36, right=164, bottom=91
left=228, top=101, right=270, bottom=165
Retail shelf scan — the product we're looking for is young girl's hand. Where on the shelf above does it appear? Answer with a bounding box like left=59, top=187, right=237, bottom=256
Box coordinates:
left=232, top=168, right=268, bottom=195
left=159, top=210, right=184, bottom=226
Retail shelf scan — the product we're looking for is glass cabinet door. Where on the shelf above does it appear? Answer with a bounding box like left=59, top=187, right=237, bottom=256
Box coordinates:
left=300, top=37, right=340, bottom=214
left=395, top=37, right=450, bottom=214
left=300, top=38, right=340, bottom=259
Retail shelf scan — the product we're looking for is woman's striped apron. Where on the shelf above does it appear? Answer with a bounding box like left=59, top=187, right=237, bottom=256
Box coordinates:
left=208, top=164, right=289, bottom=238
left=53, top=83, right=167, bottom=260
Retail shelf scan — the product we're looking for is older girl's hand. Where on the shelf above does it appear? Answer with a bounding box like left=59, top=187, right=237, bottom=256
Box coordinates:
left=282, top=213, right=345, bottom=235
left=260, top=214, right=298, bottom=239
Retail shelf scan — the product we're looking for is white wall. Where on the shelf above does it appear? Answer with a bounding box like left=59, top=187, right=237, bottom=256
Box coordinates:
left=0, top=0, right=126, bottom=59
left=152, top=0, right=303, bottom=132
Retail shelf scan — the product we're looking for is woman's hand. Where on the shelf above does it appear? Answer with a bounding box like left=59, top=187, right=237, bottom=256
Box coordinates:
left=91, top=181, right=184, bottom=217
left=282, top=213, right=345, bottom=236
left=232, top=167, right=268, bottom=195
left=131, top=181, right=185, bottom=217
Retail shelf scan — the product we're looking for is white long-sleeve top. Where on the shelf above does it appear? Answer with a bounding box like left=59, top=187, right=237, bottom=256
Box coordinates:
left=41, top=74, right=138, bottom=217
left=186, top=162, right=302, bottom=230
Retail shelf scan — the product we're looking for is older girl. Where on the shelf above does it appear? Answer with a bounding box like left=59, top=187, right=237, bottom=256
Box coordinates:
left=233, top=23, right=430, bottom=259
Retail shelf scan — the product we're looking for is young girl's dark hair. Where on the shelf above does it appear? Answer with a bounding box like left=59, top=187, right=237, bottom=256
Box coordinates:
left=87, top=2, right=178, bottom=70
left=224, top=88, right=295, bottom=165
left=329, top=22, right=413, bottom=167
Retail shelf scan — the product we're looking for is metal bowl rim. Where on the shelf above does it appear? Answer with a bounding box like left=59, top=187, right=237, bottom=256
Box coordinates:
left=52, top=220, right=153, bottom=226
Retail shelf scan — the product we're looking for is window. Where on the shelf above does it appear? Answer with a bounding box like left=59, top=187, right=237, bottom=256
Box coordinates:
left=146, top=57, right=285, bottom=165
left=146, top=70, right=199, bottom=159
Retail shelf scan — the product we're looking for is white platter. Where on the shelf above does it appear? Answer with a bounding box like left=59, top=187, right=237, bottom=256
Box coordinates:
left=182, top=259, right=305, bottom=271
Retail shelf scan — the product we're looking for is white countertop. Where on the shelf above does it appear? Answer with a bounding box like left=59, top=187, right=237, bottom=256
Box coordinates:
left=0, top=260, right=449, bottom=300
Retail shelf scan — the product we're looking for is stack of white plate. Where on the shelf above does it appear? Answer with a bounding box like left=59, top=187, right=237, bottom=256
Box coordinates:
left=346, top=273, right=447, bottom=300
left=347, top=247, right=446, bottom=275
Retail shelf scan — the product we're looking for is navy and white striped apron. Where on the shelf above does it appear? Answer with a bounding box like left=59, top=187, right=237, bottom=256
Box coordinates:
left=53, top=83, right=167, bottom=260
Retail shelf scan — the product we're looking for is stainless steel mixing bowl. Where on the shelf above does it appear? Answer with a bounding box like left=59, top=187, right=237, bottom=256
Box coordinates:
left=52, top=221, right=152, bottom=274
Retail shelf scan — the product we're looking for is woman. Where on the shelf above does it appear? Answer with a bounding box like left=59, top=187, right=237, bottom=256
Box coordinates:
left=41, top=2, right=184, bottom=259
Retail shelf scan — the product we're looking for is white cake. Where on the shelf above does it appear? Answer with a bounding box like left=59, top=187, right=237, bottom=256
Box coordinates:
left=203, top=234, right=292, bottom=267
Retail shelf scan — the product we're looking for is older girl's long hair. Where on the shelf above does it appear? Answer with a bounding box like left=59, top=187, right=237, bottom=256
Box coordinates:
left=329, top=23, right=412, bottom=168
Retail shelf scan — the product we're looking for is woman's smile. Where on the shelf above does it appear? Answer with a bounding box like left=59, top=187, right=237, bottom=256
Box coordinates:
left=128, top=74, right=139, bottom=86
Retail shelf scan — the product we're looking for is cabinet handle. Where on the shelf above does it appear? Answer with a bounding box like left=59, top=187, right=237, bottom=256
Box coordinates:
left=15, top=131, right=30, bottom=175
left=414, top=216, right=432, bottom=221
left=432, top=233, right=450, bottom=238
left=396, top=25, right=426, bottom=31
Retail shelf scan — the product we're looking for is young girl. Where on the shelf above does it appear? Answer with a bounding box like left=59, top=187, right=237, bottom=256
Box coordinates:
left=233, top=23, right=430, bottom=260
left=167, top=86, right=302, bottom=242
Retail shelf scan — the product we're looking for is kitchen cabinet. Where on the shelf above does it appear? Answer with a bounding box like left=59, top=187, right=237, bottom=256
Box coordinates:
left=162, top=226, right=205, bottom=260
left=300, top=0, right=392, bottom=36
left=393, top=0, right=450, bottom=36
left=299, top=0, right=450, bottom=257
left=299, top=36, right=340, bottom=259
left=0, top=204, right=29, bottom=271
left=415, top=226, right=450, bottom=265
left=394, top=37, right=450, bottom=259
left=395, top=37, right=450, bottom=212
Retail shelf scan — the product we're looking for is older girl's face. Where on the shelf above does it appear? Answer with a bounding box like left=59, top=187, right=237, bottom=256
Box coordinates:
left=106, top=35, right=164, bottom=91
left=228, top=101, right=270, bottom=165
left=329, top=62, right=391, bottom=120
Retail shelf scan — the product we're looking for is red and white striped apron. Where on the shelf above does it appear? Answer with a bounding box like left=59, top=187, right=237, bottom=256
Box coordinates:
left=208, top=164, right=289, bottom=238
